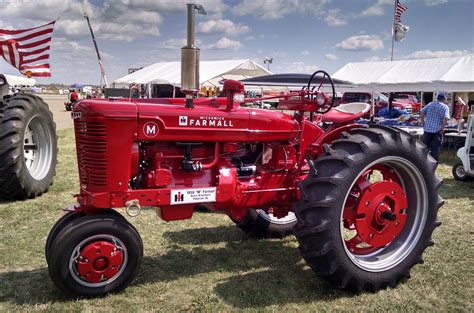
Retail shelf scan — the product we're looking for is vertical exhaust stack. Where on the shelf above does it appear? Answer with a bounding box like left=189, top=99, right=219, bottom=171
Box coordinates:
left=181, top=3, right=206, bottom=108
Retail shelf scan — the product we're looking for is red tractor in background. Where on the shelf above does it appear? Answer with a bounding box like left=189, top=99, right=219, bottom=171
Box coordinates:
left=45, top=70, right=443, bottom=296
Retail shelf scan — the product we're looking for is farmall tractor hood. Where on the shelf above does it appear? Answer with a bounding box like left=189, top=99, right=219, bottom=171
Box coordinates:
left=74, top=97, right=300, bottom=142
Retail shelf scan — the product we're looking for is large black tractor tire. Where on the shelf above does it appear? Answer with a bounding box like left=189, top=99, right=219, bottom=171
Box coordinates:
left=48, top=213, right=143, bottom=296
left=0, top=94, right=57, bottom=200
left=452, top=161, right=470, bottom=181
left=294, top=125, right=443, bottom=292
left=233, top=208, right=297, bottom=238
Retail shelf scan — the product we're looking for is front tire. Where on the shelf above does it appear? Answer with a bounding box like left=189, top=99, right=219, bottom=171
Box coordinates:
left=0, top=94, right=57, bottom=200
left=294, top=126, right=443, bottom=292
left=48, top=214, right=143, bottom=296
left=45, top=209, right=131, bottom=265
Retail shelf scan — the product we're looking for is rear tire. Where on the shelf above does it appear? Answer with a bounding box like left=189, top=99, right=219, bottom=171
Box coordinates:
left=0, top=94, right=57, bottom=200
left=48, top=213, right=143, bottom=296
left=452, top=161, right=470, bottom=181
left=233, top=208, right=296, bottom=238
left=294, top=126, right=443, bottom=292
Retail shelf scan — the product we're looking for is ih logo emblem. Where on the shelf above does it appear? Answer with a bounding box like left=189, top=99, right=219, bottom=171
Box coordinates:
left=179, top=116, right=188, bottom=126
left=143, top=122, right=159, bottom=138
left=174, top=192, right=184, bottom=202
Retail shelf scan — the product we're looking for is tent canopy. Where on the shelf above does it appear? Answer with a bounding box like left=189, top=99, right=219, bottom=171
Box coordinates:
left=332, top=55, right=474, bottom=92
left=113, top=59, right=271, bottom=87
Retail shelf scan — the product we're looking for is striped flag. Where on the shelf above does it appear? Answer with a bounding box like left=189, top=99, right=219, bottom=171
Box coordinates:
left=395, top=0, right=408, bottom=23
left=0, top=21, right=55, bottom=77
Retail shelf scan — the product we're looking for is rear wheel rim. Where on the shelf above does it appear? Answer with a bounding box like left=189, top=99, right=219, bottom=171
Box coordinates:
left=23, top=115, right=53, bottom=180
left=256, top=209, right=297, bottom=225
left=69, top=234, right=128, bottom=288
left=340, top=156, right=428, bottom=272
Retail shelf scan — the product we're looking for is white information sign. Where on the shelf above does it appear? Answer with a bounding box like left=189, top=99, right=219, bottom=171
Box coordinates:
left=170, top=187, right=216, bottom=205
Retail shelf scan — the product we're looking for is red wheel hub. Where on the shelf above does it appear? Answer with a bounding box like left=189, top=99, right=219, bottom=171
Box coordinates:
left=343, top=164, right=408, bottom=255
left=355, top=181, right=407, bottom=248
left=76, top=240, right=123, bottom=284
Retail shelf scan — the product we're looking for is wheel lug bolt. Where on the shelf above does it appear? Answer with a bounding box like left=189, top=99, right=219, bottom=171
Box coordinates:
left=391, top=190, right=396, bottom=195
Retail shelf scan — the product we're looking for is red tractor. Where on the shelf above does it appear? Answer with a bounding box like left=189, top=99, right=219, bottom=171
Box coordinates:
left=46, top=70, right=442, bottom=296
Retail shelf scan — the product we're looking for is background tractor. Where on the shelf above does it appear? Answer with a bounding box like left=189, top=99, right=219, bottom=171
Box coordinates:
left=0, top=73, right=57, bottom=200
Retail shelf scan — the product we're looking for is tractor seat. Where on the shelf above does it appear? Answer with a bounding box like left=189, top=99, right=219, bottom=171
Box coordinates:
left=322, top=102, right=371, bottom=124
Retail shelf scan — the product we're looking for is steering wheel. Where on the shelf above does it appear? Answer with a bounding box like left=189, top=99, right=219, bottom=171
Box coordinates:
left=306, top=70, right=336, bottom=114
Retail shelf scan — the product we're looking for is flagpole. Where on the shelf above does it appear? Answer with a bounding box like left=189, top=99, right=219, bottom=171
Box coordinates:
left=390, top=0, right=397, bottom=61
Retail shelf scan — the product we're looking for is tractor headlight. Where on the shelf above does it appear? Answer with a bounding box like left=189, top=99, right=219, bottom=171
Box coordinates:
left=316, top=93, right=326, bottom=106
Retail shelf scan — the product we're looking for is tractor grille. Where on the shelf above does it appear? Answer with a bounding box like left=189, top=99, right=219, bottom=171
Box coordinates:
left=74, top=120, right=108, bottom=187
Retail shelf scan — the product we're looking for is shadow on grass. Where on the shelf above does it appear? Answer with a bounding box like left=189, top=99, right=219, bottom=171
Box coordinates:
left=440, top=177, right=474, bottom=201
left=0, top=226, right=351, bottom=308
left=139, top=226, right=352, bottom=308
left=0, top=267, right=70, bottom=304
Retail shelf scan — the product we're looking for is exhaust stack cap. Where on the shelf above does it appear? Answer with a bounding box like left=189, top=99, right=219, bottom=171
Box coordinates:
left=181, top=3, right=206, bottom=104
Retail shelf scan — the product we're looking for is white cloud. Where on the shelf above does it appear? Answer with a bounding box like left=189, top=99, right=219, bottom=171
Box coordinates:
left=0, top=0, right=227, bottom=43
left=159, top=38, right=187, bottom=50
left=301, top=50, right=310, bottom=56
left=360, top=6, right=385, bottom=17
left=324, top=9, right=346, bottom=27
left=206, top=37, right=242, bottom=50
left=276, top=61, right=319, bottom=74
left=402, top=49, right=472, bottom=59
left=364, top=56, right=383, bottom=62
left=198, top=19, right=249, bottom=36
left=325, top=54, right=338, bottom=60
left=233, top=0, right=328, bottom=20
left=158, top=38, right=202, bottom=49
left=335, top=35, right=384, bottom=51
left=425, top=0, right=448, bottom=6
left=360, top=0, right=393, bottom=17
left=51, top=37, right=113, bottom=60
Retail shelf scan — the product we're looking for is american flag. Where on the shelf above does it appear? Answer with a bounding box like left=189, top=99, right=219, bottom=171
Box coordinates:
left=395, top=0, right=408, bottom=23
left=0, top=21, right=55, bottom=77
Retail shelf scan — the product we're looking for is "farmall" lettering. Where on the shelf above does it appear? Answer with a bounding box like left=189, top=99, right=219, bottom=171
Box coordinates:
left=178, top=116, right=234, bottom=128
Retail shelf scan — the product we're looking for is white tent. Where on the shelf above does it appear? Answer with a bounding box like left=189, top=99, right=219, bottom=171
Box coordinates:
left=113, top=59, right=271, bottom=87
left=332, top=55, right=474, bottom=92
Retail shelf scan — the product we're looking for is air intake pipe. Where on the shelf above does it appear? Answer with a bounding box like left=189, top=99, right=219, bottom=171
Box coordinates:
left=181, top=3, right=206, bottom=108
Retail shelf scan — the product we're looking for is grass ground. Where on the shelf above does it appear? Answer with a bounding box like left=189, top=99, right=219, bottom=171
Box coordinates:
left=0, top=128, right=473, bottom=311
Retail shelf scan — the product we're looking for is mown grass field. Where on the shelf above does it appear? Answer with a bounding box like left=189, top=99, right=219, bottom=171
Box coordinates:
left=0, top=128, right=473, bottom=311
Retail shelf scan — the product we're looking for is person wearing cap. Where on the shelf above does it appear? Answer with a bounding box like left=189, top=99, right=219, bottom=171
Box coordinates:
left=420, top=92, right=450, bottom=161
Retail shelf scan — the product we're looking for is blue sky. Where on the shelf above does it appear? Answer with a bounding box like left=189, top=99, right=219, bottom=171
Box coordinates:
left=0, top=0, right=472, bottom=84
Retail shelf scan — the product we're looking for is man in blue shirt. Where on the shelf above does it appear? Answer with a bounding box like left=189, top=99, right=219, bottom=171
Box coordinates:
left=420, top=92, right=450, bottom=161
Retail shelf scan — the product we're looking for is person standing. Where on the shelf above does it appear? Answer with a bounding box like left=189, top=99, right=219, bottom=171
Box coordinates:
left=420, top=92, right=450, bottom=161
left=69, top=89, right=78, bottom=103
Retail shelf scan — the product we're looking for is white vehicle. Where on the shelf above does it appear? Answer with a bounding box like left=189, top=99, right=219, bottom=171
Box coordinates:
left=452, top=114, right=474, bottom=181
